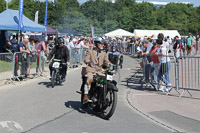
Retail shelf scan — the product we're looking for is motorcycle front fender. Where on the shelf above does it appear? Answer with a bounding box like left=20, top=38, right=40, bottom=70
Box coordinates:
left=107, top=82, right=118, bottom=92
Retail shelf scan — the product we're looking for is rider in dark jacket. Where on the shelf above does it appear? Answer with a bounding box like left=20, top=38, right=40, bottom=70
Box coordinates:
left=46, top=37, right=70, bottom=81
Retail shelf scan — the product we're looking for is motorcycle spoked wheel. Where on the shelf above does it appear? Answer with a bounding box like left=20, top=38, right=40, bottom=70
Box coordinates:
left=100, top=90, right=117, bottom=120
left=51, top=71, right=56, bottom=88
left=57, top=74, right=62, bottom=85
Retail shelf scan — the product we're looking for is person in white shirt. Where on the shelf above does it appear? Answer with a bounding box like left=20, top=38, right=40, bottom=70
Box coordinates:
left=63, top=35, right=69, bottom=47
left=79, top=38, right=89, bottom=49
left=155, top=39, right=172, bottom=92
left=68, top=39, right=77, bottom=50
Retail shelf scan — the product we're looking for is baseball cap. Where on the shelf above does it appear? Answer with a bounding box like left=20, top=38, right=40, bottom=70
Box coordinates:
left=24, top=35, right=29, bottom=39
left=143, top=40, right=149, bottom=44
left=72, top=39, right=77, bottom=42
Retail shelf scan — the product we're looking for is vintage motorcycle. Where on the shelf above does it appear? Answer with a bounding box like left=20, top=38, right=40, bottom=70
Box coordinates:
left=51, top=59, right=65, bottom=88
left=80, top=62, right=118, bottom=120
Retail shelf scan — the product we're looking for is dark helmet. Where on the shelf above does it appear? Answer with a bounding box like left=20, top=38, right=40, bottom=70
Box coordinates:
left=94, top=36, right=104, bottom=48
left=57, top=37, right=64, bottom=44
left=111, top=46, right=117, bottom=52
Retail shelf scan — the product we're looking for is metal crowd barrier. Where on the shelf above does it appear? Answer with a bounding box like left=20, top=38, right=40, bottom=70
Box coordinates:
left=0, top=53, right=13, bottom=82
left=139, top=54, right=200, bottom=97
left=141, top=55, right=178, bottom=93
left=12, top=51, right=42, bottom=81
left=127, top=44, right=138, bottom=55
left=79, top=48, right=87, bottom=63
left=177, top=56, right=200, bottom=97
left=69, top=48, right=87, bottom=67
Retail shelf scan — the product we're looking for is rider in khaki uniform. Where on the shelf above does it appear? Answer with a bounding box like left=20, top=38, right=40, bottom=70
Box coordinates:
left=83, top=37, right=109, bottom=104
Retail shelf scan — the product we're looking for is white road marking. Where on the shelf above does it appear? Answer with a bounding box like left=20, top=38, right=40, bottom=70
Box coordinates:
left=124, top=68, right=131, bottom=70
left=0, top=121, right=23, bottom=131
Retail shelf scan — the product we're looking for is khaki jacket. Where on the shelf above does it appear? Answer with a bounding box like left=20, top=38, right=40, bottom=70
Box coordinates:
left=84, top=49, right=109, bottom=73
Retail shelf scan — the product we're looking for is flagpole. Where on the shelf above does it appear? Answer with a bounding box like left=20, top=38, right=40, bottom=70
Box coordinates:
left=44, top=0, right=48, bottom=42
left=6, top=0, right=8, bottom=9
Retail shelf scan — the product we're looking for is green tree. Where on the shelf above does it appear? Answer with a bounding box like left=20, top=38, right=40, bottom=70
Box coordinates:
left=1, top=0, right=199, bottom=36
left=132, top=2, right=157, bottom=29
left=0, top=0, right=6, bottom=13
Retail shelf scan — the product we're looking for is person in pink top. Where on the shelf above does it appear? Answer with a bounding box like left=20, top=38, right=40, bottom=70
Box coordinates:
left=36, top=39, right=49, bottom=72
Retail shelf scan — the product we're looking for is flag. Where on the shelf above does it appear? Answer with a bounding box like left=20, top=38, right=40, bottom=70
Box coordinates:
left=52, top=0, right=55, bottom=6
left=35, top=11, right=39, bottom=23
left=44, top=0, right=48, bottom=27
left=18, top=0, right=24, bottom=31
left=90, top=25, right=95, bottom=38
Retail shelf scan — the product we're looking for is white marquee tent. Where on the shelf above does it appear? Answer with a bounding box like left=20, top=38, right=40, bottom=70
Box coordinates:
left=134, top=29, right=181, bottom=39
left=105, top=29, right=135, bottom=37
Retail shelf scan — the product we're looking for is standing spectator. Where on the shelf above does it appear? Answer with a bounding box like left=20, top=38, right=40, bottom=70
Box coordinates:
left=116, top=37, right=121, bottom=52
left=122, top=36, right=127, bottom=54
left=10, top=38, right=20, bottom=77
left=10, top=37, right=19, bottom=53
left=19, top=36, right=30, bottom=78
left=36, top=38, right=49, bottom=72
left=79, top=38, right=89, bottom=49
left=163, top=37, right=170, bottom=53
left=141, top=40, right=153, bottom=85
left=34, top=38, right=40, bottom=48
left=155, top=39, right=172, bottom=92
left=150, top=41, right=160, bottom=88
left=63, top=35, right=69, bottom=47
left=68, top=39, right=77, bottom=50
left=130, top=37, right=136, bottom=55
left=196, top=34, right=199, bottom=55
left=26, top=37, right=36, bottom=79
left=88, top=38, right=94, bottom=50
left=9, top=34, right=18, bottom=52
left=167, top=36, right=172, bottom=45
left=180, top=36, right=186, bottom=57
left=186, top=33, right=193, bottom=56
left=173, top=36, right=180, bottom=58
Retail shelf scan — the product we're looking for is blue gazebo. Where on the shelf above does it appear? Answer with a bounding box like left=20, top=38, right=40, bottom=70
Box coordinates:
left=0, top=9, right=46, bottom=32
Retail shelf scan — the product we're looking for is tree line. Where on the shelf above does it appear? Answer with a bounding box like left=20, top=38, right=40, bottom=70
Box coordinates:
left=0, top=0, right=200, bottom=36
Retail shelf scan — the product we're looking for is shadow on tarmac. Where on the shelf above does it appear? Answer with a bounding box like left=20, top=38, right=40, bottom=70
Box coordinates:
left=38, top=81, right=64, bottom=88
left=64, top=101, right=102, bottom=119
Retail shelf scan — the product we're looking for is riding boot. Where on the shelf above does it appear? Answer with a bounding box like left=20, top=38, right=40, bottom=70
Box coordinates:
left=83, top=94, right=92, bottom=105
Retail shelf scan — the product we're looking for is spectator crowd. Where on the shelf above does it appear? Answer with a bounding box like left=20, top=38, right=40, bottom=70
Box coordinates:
left=1, top=32, right=199, bottom=84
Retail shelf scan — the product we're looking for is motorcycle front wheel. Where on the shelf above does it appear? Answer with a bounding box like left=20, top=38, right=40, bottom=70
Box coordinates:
left=100, top=90, right=117, bottom=120
left=51, top=70, right=56, bottom=88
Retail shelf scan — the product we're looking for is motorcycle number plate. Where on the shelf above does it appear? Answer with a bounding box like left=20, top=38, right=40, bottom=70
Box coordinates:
left=52, top=62, right=60, bottom=68
left=107, top=75, right=113, bottom=81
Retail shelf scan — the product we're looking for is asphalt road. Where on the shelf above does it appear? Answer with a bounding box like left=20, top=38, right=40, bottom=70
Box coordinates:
left=0, top=55, right=172, bottom=133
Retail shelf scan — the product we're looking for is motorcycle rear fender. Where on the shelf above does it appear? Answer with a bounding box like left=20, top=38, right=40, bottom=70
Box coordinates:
left=107, top=82, right=118, bottom=92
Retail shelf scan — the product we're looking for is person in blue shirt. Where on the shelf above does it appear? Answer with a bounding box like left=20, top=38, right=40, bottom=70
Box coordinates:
left=180, top=36, right=186, bottom=57
left=19, top=36, right=30, bottom=78
left=10, top=36, right=19, bottom=53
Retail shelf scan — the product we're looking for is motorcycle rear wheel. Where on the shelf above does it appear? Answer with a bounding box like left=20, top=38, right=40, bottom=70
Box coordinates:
left=100, top=90, right=117, bottom=120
